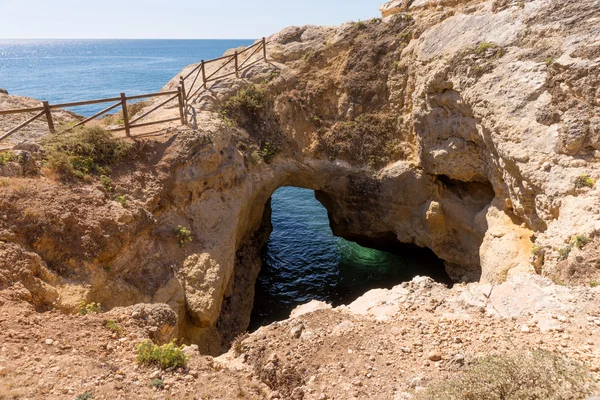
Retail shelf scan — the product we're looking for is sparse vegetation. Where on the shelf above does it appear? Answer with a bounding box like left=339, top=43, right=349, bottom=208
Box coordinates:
left=472, top=42, right=500, bottom=55
left=259, top=142, right=279, bottom=163
left=75, top=392, right=94, bottom=400
left=135, top=339, right=188, bottom=369
left=114, top=194, right=128, bottom=207
left=0, top=151, right=20, bottom=165
left=415, top=350, right=594, bottom=400
left=558, top=245, right=572, bottom=261
left=78, top=301, right=102, bottom=315
left=100, top=175, right=113, bottom=192
left=545, top=57, right=555, bottom=66
left=573, top=234, right=589, bottom=249
left=316, top=114, right=403, bottom=168
left=589, top=280, right=600, bottom=288
left=150, top=378, right=165, bottom=389
left=531, top=244, right=541, bottom=255
left=42, top=126, right=131, bottom=181
left=104, top=320, right=122, bottom=334
left=175, top=225, right=193, bottom=248
left=575, top=174, right=595, bottom=189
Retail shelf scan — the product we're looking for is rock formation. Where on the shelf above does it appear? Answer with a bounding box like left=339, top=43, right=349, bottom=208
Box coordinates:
left=1, top=0, right=599, bottom=355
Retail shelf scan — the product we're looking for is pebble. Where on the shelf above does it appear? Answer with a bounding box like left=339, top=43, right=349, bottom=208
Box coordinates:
left=427, top=351, right=442, bottom=362
left=44, top=339, right=54, bottom=345
left=521, top=325, right=531, bottom=333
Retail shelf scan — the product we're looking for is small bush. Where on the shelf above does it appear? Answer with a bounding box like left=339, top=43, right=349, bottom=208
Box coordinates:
left=104, top=320, right=122, bottom=334
left=78, top=301, right=102, bottom=315
left=42, top=126, right=131, bottom=181
left=575, top=174, right=595, bottom=189
left=175, top=225, right=193, bottom=248
left=573, top=234, right=589, bottom=249
left=0, top=151, right=20, bottom=165
left=558, top=245, right=572, bottom=261
left=219, top=85, right=267, bottom=131
left=260, top=142, right=279, bottom=163
left=416, top=350, right=594, bottom=400
left=135, top=339, right=188, bottom=369
left=150, top=378, right=165, bottom=389
left=531, top=245, right=541, bottom=255
left=589, top=281, right=600, bottom=288
left=75, top=393, right=93, bottom=400
left=100, top=175, right=113, bottom=192
left=114, top=194, right=128, bottom=207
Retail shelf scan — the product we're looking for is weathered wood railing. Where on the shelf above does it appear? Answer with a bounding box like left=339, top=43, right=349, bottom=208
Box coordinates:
left=179, top=37, right=267, bottom=123
left=0, top=38, right=268, bottom=142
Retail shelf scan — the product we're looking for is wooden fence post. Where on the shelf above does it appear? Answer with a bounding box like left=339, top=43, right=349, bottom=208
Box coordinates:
left=201, top=61, right=207, bottom=89
left=234, top=51, right=239, bottom=78
left=262, top=37, right=267, bottom=61
left=177, top=86, right=185, bottom=126
left=120, top=93, right=131, bottom=137
left=42, top=101, right=55, bottom=133
left=179, top=77, right=188, bottom=125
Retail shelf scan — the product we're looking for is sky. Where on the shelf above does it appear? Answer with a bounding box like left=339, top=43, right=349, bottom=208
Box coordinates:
left=0, top=0, right=386, bottom=39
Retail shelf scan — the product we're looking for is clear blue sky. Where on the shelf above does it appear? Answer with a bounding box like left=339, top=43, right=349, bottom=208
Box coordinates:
left=0, top=0, right=385, bottom=39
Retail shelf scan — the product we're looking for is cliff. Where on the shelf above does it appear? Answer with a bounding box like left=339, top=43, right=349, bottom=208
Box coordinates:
left=1, top=0, right=600, bottom=397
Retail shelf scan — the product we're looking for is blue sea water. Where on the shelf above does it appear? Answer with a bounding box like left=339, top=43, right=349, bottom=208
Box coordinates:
left=0, top=40, right=447, bottom=327
left=0, top=39, right=253, bottom=115
left=250, top=187, right=449, bottom=329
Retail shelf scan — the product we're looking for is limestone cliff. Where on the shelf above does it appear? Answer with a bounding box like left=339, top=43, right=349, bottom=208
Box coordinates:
left=1, top=0, right=599, bottom=354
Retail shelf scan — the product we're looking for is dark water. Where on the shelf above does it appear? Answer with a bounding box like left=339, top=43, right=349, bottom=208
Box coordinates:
left=0, top=39, right=253, bottom=115
left=250, top=187, right=449, bottom=329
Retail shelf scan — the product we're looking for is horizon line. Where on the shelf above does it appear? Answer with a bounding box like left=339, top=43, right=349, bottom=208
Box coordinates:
left=0, top=38, right=258, bottom=40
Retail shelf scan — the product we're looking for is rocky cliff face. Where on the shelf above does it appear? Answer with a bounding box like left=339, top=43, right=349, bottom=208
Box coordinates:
left=1, top=0, right=599, bottom=354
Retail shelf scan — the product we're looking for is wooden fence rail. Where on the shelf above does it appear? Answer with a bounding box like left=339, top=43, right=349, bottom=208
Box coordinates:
left=0, top=38, right=268, bottom=143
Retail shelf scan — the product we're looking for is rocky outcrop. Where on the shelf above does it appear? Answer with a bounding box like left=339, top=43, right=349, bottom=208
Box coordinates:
left=1, top=0, right=599, bottom=355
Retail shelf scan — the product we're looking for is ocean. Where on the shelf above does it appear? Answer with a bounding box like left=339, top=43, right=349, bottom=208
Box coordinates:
left=0, top=40, right=447, bottom=327
left=0, top=39, right=254, bottom=115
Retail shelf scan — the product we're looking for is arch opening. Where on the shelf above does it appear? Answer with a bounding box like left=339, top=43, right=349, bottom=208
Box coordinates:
left=248, top=186, right=451, bottom=330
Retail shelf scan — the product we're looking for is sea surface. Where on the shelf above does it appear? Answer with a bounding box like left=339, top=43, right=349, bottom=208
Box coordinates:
left=0, top=39, right=253, bottom=115
left=250, top=187, right=449, bottom=329
left=0, top=40, right=447, bottom=327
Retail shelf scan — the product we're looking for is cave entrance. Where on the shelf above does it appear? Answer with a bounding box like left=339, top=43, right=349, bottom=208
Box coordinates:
left=248, top=186, right=450, bottom=330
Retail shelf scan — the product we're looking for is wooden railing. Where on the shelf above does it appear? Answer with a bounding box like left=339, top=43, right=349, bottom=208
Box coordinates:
left=179, top=37, right=267, bottom=124
left=0, top=38, right=268, bottom=142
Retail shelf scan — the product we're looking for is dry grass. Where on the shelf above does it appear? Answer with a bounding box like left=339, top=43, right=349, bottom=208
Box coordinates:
left=316, top=113, right=403, bottom=168
left=416, top=350, right=595, bottom=400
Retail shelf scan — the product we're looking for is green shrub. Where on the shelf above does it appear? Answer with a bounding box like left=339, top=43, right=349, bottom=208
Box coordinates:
left=100, top=175, right=113, bottom=192
left=42, top=126, right=131, bottom=181
left=589, top=280, right=600, bottom=288
left=175, top=225, right=193, bottom=248
left=0, top=151, right=20, bottom=165
left=135, top=339, right=188, bottom=369
left=75, top=393, right=93, bottom=400
left=531, top=245, right=541, bottom=255
left=575, top=174, right=595, bottom=189
left=78, top=301, right=102, bottom=315
left=104, top=320, right=122, bottom=334
left=114, top=194, right=128, bottom=207
left=558, top=245, right=572, bottom=261
left=79, top=302, right=102, bottom=315
left=573, top=234, right=589, bottom=249
left=260, top=142, right=279, bottom=163
left=219, top=85, right=267, bottom=130
left=416, top=350, right=594, bottom=400
left=150, top=378, right=165, bottom=389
